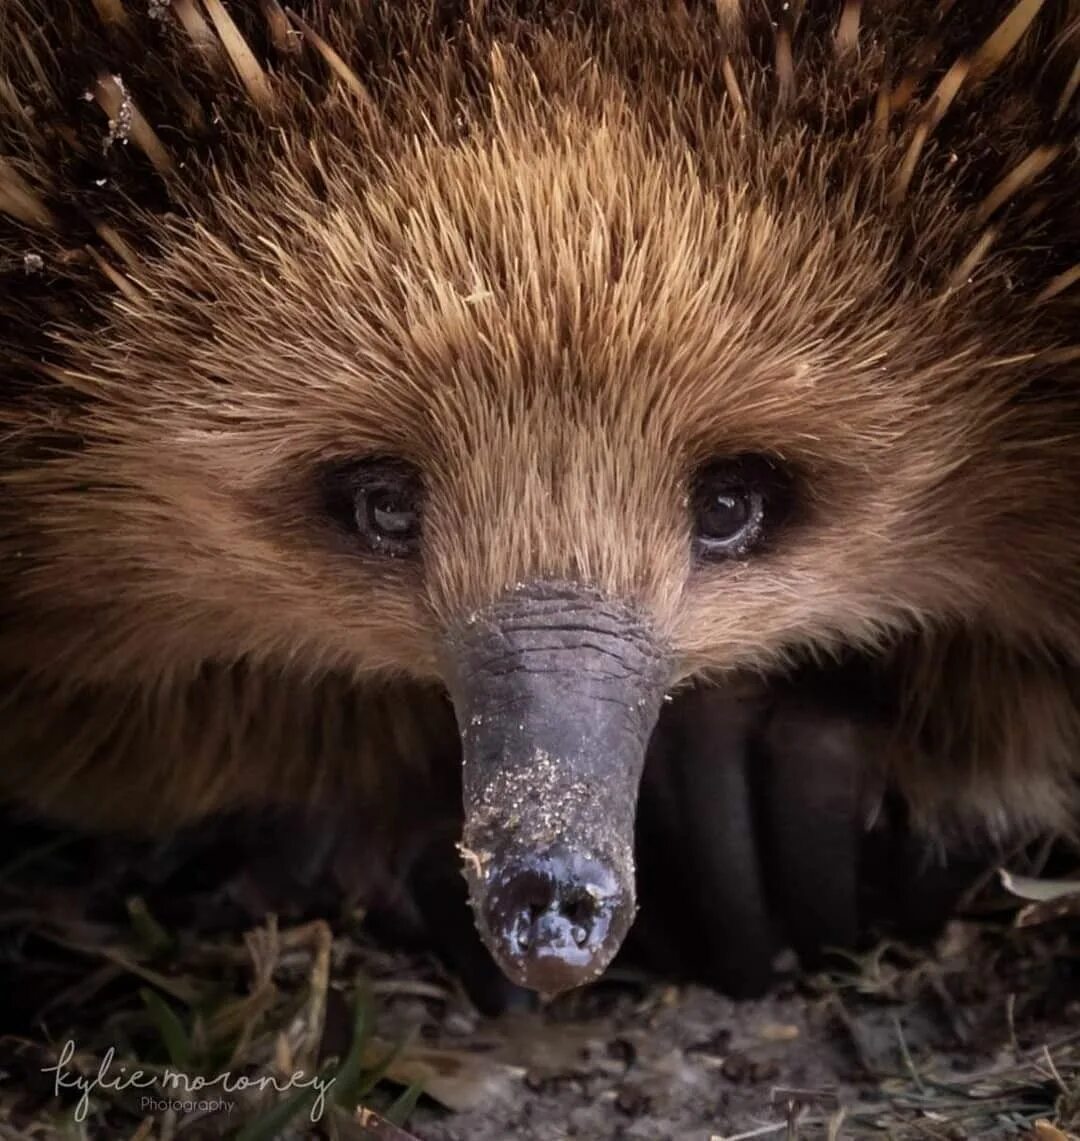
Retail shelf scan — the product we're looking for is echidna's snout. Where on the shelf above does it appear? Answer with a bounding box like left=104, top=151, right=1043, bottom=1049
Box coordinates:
left=480, top=844, right=630, bottom=994
left=442, top=583, right=671, bottom=994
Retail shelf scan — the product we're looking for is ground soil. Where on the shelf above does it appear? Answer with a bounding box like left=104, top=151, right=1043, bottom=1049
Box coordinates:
left=0, top=816, right=1076, bottom=1140
left=370, top=919, right=1080, bottom=1141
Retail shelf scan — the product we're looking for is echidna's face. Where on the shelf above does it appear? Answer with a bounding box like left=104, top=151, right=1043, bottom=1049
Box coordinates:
left=33, top=109, right=1004, bottom=993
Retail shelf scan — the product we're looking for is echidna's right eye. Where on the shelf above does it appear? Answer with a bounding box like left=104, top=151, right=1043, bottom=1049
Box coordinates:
left=690, top=455, right=794, bottom=562
left=320, top=458, right=424, bottom=558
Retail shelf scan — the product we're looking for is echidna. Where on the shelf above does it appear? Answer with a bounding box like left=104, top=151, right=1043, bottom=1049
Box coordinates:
left=0, top=0, right=1077, bottom=996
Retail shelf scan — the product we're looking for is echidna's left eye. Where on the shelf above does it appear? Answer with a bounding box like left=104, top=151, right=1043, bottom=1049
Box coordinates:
left=320, top=458, right=424, bottom=558
left=358, top=481, right=421, bottom=549
left=691, top=456, right=790, bottom=560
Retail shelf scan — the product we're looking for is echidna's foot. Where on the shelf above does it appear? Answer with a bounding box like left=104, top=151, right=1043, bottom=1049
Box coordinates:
left=628, top=677, right=982, bottom=995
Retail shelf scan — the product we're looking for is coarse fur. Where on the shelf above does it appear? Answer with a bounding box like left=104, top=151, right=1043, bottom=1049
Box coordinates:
left=0, top=0, right=1077, bottom=846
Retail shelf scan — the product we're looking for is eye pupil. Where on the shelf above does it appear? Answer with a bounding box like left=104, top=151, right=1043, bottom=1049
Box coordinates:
left=690, top=455, right=788, bottom=560
left=702, top=493, right=750, bottom=539
left=369, top=491, right=416, bottom=536
left=318, top=457, right=423, bottom=557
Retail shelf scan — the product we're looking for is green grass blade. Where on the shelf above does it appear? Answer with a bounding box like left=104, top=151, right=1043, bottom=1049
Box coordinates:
left=139, top=987, right=192, bottom=1069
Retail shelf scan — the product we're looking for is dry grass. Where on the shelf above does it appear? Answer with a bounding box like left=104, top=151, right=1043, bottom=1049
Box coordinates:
left=0, top=905, right=431, bottom=1138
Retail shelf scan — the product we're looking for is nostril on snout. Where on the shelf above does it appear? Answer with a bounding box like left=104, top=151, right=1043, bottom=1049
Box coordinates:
left=558, top=891, right=595, bottom=945
left=477, top=847, right=631, bottom=994
left=511, top=883, right=597, bottom=951
left=515, top=889, right=559, bottom=950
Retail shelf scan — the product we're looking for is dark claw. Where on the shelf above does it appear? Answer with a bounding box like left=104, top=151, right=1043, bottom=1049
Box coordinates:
left=756, top=691, right=869, bottom=970
left=633, top=682, right=778, bottom=997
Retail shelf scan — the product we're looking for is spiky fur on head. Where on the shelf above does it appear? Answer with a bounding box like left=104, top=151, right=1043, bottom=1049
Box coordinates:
left=0, top=1, right=1077, bottom=840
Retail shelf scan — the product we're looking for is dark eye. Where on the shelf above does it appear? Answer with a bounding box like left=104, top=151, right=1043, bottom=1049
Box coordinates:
left=691, top=456, right=791, bottom=560
left=320, top=458, right=424, bottom=557
left=362, top=485, right=419, bottom=542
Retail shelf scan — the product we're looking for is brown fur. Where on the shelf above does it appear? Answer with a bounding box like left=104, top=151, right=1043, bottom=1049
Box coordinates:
left=0, top=1, right=1077, bottom=842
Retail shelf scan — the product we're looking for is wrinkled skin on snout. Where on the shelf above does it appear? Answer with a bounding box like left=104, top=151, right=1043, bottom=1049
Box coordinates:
left=442, top=583, right=671, bottom=994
